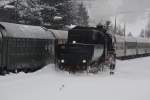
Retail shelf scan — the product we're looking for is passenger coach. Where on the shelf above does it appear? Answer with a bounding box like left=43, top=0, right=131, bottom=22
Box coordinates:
left=115, top=35, right=150, bottom=59
left=0, top=22, right=55, bottom=74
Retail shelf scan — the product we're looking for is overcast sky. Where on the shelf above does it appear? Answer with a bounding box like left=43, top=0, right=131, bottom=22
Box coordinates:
left=82, top=0, right=150, bottom=37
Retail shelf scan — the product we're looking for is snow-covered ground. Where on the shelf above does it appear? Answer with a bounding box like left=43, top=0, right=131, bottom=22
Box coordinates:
left=1, top=57, right=150, bottom=100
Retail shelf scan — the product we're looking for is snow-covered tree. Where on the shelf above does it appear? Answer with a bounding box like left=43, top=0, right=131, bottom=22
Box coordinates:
left=0, top=0, right=89, bottom=29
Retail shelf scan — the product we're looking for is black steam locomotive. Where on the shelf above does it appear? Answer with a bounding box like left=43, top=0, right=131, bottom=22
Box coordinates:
left=56, top=26, right=116, bottom=73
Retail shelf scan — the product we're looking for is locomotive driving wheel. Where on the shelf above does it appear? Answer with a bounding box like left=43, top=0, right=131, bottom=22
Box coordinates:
left=0, top=67, right=6, bottom=75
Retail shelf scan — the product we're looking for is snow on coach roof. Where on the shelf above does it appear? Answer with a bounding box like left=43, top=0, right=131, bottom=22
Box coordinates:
left=0, top=22, right=55, bottom=39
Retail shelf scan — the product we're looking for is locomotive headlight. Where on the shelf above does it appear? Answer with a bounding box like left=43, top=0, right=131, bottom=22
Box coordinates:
left=72, top=41, right=76, bottom=44
left=82, top=60, right=86, bottom=63
left=61, top=59, right=65, bottom=63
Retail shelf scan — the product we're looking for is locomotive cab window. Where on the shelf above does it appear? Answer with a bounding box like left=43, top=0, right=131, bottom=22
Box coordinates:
left=68, top=29, right=104, bottom=45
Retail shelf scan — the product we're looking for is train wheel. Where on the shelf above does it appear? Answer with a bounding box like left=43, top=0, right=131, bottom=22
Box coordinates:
left=23, top=69, right=29, bottom=73
left=0, top=68, right=6, bottom=76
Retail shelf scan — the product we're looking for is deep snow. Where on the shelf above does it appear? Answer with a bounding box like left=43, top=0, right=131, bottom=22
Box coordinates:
left=1, top=57, right=150, bottom=100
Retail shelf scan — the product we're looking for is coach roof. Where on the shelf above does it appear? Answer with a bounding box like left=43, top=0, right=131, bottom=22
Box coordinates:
left=0, top=22, right=55, bottom=39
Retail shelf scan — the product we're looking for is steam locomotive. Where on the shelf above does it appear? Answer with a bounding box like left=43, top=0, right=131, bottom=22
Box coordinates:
left=56, top=26, right=116, bottom=73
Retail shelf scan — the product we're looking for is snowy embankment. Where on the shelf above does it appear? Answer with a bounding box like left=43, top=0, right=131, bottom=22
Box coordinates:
left=0, top=57, right=150, bottom=100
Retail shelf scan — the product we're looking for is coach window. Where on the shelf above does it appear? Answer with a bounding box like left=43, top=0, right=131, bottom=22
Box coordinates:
left=39, top=40, right=42, bottom=47
left=28, top=39, right=30, bottom=48
left=15, top=39, right=17, bottom=48
left=26, top=39, right=29, bottom=53
left=15, top=39, right=18, bottom=54
left=20, top=39, right=23, bottom=47
left=13, top=38, right=16, bottom=47
left=45, top=41, right=48, bottom=52
left=19, top=39, right=22, bottom=53
left=45, top=40, right=49, bottom=52
left=10, top=39, right=14, bottom=52
left=28, top=39, right=30, bottom=53
left=15, top=38, right=18, bottom=55
left=16, top=39, right=19, bottom=50
left=23, top=38, right=25, bottom=47
left=22, top=40, right=25, bottom=52
left=40, top=41, right=43, bottom=56
left=11, top=39, right=14, bottom=53
left=28, top=39, right=31, bottom=48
